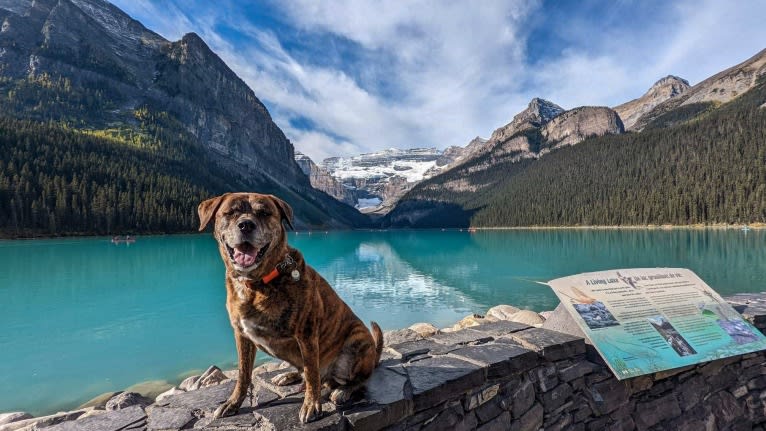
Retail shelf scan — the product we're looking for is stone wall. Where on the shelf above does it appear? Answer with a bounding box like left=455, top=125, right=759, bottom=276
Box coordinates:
left=3, top=294, right=765, bottom=431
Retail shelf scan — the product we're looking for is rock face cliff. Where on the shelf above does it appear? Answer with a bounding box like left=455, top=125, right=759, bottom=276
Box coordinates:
left=294, top=152, right=357, bottom=206
left=540, top=106, right=624, bottom=151
left=614, top=76, right=690, bottom=130
left=0, top=0, right=366, bottom=228
left=0, top=0, right=297, bottom=182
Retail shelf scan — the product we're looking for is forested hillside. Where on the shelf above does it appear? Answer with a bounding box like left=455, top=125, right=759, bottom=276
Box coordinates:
left=0, top=113, right=364, bottom=238
left=0, top=114, right=232, bottom=236
left=386, top=78, right=766, bottom=228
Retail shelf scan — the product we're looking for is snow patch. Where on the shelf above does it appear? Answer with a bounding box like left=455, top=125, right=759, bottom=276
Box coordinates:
left=322, top=148, right=442, bottom=183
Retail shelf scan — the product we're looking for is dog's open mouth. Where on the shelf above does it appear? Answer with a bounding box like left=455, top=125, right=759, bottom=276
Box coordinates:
left=225, top=242, right=270, bottom=268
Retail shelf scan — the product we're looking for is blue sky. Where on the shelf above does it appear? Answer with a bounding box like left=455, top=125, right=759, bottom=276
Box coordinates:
left=112, top=0, right=766, bottom=162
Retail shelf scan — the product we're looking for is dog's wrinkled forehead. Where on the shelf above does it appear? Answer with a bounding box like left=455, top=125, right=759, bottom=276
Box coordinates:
left=218, top=196, right=276, bottom=222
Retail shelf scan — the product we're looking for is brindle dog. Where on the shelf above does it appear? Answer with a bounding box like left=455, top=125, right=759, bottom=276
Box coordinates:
left=198, top=192, right=383, bottom=423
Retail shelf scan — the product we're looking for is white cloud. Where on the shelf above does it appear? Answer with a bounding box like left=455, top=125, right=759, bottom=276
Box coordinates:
left=653, top=0, right=766, bottom=84
left=110, top=0, right=766, bottom=163
left=530, top=0, right=766, bottom=108
left=112, top=0, right=191, bottom=40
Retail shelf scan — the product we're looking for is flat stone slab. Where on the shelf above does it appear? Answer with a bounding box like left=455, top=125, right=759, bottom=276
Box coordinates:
left=472, top=320, right=531, bottom=336
left=429, top=328, right=494, bottom=346
left=558, top=361, right=599, bottom=382
left=449, top=343, right=538, bottom=379
left=387, top=339, right=443, bottom=361
left=47, top=405, right=146, bottom=431
left=366, top=365, right=411, bottom=406
left=505, top=327, right=585, bottom=361
left=254, top=367, right=305, bottom=398
left=201, top=411, right=269, bottom=430
left=159, top=380, right=235, bottom=410
left=247, top=384, right=281, bottom=408
left=252, top=397, right=344, bottom=431
left=384, top=329, right=423, bottom=346
left=404, top=355, right=485, bottom=411
left=146, top=406, right=193, bottom=430
left=343, top=365, right=414, bottom=430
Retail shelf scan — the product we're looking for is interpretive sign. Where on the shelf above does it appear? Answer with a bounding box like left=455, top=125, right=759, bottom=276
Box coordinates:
left=548, top=268, right=766, bottom=379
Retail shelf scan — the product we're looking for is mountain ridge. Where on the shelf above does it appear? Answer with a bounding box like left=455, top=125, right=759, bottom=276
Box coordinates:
left=630, top=48, right=766, bottom=131
left=384, top=48, right=766, bottom=228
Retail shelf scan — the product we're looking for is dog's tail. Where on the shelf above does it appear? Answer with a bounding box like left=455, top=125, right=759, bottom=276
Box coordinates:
left=370, top=321, right=384, bottom=365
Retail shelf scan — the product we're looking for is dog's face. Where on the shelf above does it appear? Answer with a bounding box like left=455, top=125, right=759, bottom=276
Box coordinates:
left=198, top=193, right=294, bottom=276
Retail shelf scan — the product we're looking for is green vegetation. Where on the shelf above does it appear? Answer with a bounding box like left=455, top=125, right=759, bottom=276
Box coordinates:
left=0, top=115, right=253, bottom=237
left=0, top=72, right=367, bottom=237
left=390, top=79, right=766, bottom=228
left=643, top=102, right=716, bottom=130
left=0, top=74, right=119, bottom=125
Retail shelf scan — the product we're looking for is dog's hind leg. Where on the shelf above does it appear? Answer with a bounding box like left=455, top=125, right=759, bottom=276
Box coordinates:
left=329, top=322, right=382, bottom=406
left=271, top=370, right=302, bottom=386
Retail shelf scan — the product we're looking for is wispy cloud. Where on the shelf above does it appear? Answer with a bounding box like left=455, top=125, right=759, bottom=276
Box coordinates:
left=111, top=0, right=766, bottom=162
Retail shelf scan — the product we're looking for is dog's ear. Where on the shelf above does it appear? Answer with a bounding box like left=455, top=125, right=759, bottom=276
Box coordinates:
left=268, top=195, right=294, bottom=231
left=198, top=194, right=226, bottom=231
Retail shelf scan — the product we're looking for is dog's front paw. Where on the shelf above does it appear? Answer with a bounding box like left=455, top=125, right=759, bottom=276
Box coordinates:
left=330, top=387, right=354, bottom=406
left=213, top=399, right=240, bottom=419
left=271, top=370, right=302, bottom=386
left=299, top=398, right=322, bottom=423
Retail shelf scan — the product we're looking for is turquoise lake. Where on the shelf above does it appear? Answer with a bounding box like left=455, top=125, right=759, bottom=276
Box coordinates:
left=1, top=229, right=764, bottom=415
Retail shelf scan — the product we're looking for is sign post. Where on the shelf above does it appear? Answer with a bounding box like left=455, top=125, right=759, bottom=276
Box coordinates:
left=547, top=268, right=766, bottom=379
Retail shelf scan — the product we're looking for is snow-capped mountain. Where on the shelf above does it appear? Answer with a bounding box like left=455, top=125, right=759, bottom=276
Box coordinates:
left=312, top=147, right=463, bottom=213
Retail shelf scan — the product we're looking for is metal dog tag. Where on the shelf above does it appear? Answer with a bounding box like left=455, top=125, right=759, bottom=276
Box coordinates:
left=291, top=270, right=300, bottom=281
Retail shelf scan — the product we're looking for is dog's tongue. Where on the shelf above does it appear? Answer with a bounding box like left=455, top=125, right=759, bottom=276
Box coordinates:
left=233, top=245, right=257, bottom=267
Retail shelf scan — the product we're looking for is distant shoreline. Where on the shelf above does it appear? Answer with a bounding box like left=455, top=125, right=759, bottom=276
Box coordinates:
left=1, top=222, right=763, bottom=240
left=472, top=222, right=766, bottom=230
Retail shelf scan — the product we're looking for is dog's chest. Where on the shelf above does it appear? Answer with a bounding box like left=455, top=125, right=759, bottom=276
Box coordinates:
left=239, top=316, right=289, bottom=358
left=239, top=317, right=270, bottom=346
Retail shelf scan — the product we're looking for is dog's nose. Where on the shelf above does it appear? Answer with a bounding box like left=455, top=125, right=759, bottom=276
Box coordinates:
left=237, top=220, right=255, bottom=233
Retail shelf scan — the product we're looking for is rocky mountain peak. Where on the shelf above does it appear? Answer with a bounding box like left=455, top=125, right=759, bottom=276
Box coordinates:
left=464, top=136, right=488, bottom=152
left=180, top=31, right=208, bottom=49
left=646, top=75, right=691, bottom=99
left=513, top=97, right=565, bottom=128
left=487, top=98, right=564, bottom=148
left=468, top=136, right=487, bottom=145
left=614, top=75, right=690, bottom=130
